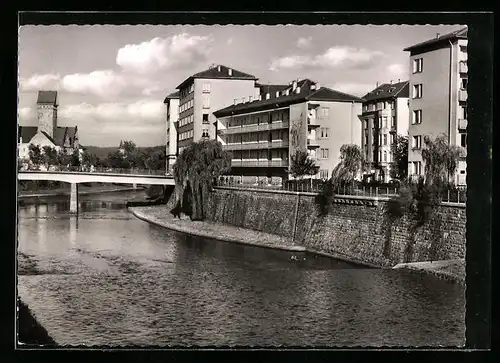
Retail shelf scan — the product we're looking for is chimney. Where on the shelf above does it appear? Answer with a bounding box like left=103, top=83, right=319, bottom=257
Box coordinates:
left=234, top=98, right=237, bottom=105
left=276, top=91, right=280, bottom=98
left=249, top=96, right=253, bottom=102
left=292, top=80, right=297, bottom=91
left=376, top=81, right=379, bottom=87
left=436, top=33, right=440, bottom=39
left=259, top=94, right=262, bottom=101
left=266, top=93, right=270, bottom=100
left=315, top=81, right=320, bottom=90
left=228, top=68, right=232, bottom=76
left=217, top=65, right=221, bottom=72
left=398, top=78, right=401, bottom=83
left=242, top=97, right=246, bottom=103
left=295, top=86, right=301, bottom=94
left=310, top=84, right=316, bottom=91
left=390, top=80, right=393, bottom=84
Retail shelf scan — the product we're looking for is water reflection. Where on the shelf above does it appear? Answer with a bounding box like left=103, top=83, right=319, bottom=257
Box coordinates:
left=17, top=191, right=465, bottom=347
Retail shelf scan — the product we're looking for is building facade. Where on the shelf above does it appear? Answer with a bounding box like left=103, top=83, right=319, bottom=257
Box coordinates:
left=404, top=27, right=468, bottom=185
left=164, top=91, right=180, bottom=174
left=173, top=64, right=260, bottom=154
left=18, top=91, right=79, bottom=162
left=213, top=79, right=363, bottom=185
left=358, top=81, right=410, bottom=182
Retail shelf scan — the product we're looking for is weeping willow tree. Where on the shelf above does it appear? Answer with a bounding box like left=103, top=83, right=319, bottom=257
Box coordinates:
left=330, top=144, right=365, bottom=193
left=172, top=139, right=231, bottom=221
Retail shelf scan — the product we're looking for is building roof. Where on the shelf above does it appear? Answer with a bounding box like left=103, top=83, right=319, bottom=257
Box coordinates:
left=37, top=90, right=58, bottom=105
left=18, top=126, right=38, bottom=143
left=256, top=83, right=289, bottom=98
left=176, top=64, right=258, bottom=89
left=163, top=91, right=180, bottom=103
left=403, top=27, right=468, bottom=53
left=213, top=79, right=363, bottom=117
left=18, top=126, right=77, bottom=147
left=362, top=81, right=410, bottom=102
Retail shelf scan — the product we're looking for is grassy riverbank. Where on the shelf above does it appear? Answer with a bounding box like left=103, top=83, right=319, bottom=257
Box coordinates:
left=129, top=206, right=380, bottom=267
left=18, top=300, right=56, bottom=346
left=393, top=259, right=465, bottom=284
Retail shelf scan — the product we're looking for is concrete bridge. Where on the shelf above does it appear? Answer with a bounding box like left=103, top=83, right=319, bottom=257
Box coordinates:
left=18, top=169, right=174, bottom=213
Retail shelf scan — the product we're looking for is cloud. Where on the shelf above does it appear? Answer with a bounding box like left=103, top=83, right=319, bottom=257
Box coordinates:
left=227, top=38, right=233, bottom=45
left=296, top=36, right=312, bottom=48
left=19, top=73, right=61, bottom=91
left=387, top=63, right=407, bottom=78
left=18, top=107, right=34, bottom=119
left=269, top=46, right=384, bottom=71
left=61, top=70, right=129, bottom=97
left=116, top=33, right=213, bottom=74
left=59, top=100, right=165, bottom=124
left=331, top=82, right=375, bottom=97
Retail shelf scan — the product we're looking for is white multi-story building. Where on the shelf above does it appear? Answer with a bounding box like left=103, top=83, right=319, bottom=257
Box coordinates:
left=164, top=91, right=179, bottom=174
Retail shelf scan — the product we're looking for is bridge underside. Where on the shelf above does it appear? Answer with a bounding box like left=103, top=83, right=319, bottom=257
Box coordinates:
left=18, top=172, right=175, bottom=186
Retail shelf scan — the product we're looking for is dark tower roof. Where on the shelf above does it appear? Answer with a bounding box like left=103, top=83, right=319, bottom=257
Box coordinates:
left=37, top=91, right=58, bottom=105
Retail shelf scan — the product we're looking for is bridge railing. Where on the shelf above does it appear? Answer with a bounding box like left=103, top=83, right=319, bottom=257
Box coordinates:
left=19, top=165, right=170, bottom=176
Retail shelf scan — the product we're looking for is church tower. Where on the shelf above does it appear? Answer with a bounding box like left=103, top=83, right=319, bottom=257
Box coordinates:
left=36, top=91, right=58, bottom=138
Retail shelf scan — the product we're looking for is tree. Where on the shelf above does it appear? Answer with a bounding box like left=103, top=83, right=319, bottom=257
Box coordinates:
left=106, top=150, right=126, bottom=168
left=172, top=139, right=231, bottom=221
left=82, top=152, right=98, bottom=168
left=289, top=150, right=320, bottom=180
left=70, top=148, right=81, bottom=170
left=390, top=134, right=409, bottom=181
left=41, top=146, right=58, bottom=168
left=421, top=134, right=464, bottom=187
left=144, top=149, right=166, bottom=171
left=56, top=149, right=72, bottom=168
left=28, top=144, right=43, bottom=167
left=330, top=144, right=365, bottom=191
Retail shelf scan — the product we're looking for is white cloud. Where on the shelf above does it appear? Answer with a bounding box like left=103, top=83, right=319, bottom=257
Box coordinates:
left=19, top=73, right=61, bottom=91
left=18, top=107, right=34, bottom=118
left=270, top=46, right=384, bottom=71
left=61, top=70, right=128, bottom=98
left=296, top=36, right=312, bottom=49
left=331, top=82, right=375, bottom=97
left=387, top=63, right=407, bottom=78
left=227, top=38, right=233, bottom=45
left=116, top=33, right=213, bottom=74
left=59, top=100, right=165, bottom=123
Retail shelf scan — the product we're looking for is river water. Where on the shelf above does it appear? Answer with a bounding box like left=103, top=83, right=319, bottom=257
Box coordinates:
left=17, top=191, right=465, bottom=347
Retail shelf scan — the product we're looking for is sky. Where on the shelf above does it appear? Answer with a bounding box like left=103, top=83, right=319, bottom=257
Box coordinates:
left=18, top=24, right=464, bottom=147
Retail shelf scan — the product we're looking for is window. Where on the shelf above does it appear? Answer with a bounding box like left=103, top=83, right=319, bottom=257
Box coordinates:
left=460, top=45, right=468, bottom=53
left=320, top=148, right=329, bottom=159
left=383, top=134, right=388, bottom=146
left=412, top=135, right=422, bottom=149
left=413, top=58, right=423, bottom=73
left=390, top=133, right=395, bottom=144
left=363, top=105, right=368, bottom=112
left=202, top=94, right=210, bottom=109
left=202, top=82, right=211, bottom=93
left=461, top=78, right=468, bottom=90
left=320, top=127, right=329, bottom=138
left=202, top=129, right=209, bottom=138
left=382, top=117, right=388, bottom=128
left=383, top=151, right=387, bottom=162
left=364, top=135, right=368, bottom=146
left=319, top=107, right=329, bottom=118
left=461, top=134, right=467, bottom=148
left=413, top=161, right=422, bottom=175
left=378, top=134, right=382, bottom=145
left=391, top=116, right=396, bottom=127
left=413, top=110, right=422, bottom=124
left=413, top=84, right=423, bottom=98
left=320, top=170, right=329, bottom=179
left=390, top=101, right=395, bottom=109
left=202, top=114, right=209, bottom=124
left=461, top=105, right=468, bottom=119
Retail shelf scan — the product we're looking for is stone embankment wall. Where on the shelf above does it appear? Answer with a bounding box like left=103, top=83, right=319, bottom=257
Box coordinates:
left=205, top=187, right=466, bottom=267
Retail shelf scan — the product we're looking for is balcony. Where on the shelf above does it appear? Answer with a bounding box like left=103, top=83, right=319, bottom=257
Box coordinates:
left=459, top=61, right=468, bottom=73
left=224, top=140, right=289, bottom=151
left=459, top=89, right=468, bottom=102
left=231, top=159, right=289, bottom=168
left=219, top=121, right=289, bottom=135
left=307, top=116, right=320, bottom=129
left=307, top=139, right=320, bottom=148
left=458, top=118, right=468, bottom=131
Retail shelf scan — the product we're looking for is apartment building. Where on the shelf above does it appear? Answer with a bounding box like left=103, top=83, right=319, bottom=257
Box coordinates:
left=173, top=64, right=260, bottom=154
left=163, top=91, right=179, bottom=174
left=358, top=81, right=410, bottom=182
left=404, top=27, right=468, bottom=185
left=213, top=79, right=363, bottom=184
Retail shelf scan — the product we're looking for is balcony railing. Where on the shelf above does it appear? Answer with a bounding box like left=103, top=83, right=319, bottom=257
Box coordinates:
left=230, top=159, right=289, bottom=167
left=459, top=89, right=468, bottom=102
left=219, top=121, right=289, bottom=135
left=19, top=165, right=169, bottom=176
left=307, top=116, right=320, bottom=128
left=224, top=140, right=289, bottom=151
left=459, top=61, right=468, bottom=73
left=458, top=118, right=468, bottom=131
left=307, top=139, right=320, bottom=148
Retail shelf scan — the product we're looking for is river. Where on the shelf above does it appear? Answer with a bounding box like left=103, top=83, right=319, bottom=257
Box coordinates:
left=17, top=191, right=465, bottom=347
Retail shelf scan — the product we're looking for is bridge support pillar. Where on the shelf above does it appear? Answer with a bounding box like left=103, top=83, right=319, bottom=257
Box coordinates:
left=70, top=183, right=79, bottom=214
left=133, top=183, right=137, bottom=189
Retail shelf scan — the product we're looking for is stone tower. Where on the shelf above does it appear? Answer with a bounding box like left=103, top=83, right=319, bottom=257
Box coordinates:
left=36, top=91, right=58, bottom=138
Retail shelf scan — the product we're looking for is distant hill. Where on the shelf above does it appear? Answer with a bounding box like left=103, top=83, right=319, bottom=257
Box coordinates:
left=83, top=145, right=166, bottom=160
